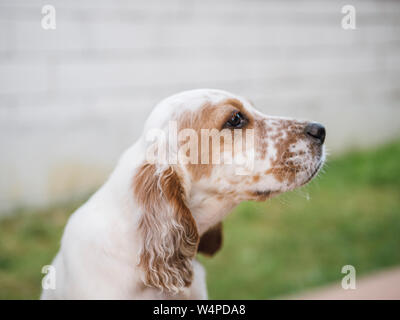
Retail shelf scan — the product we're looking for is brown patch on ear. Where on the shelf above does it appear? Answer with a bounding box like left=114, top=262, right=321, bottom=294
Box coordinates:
left=198, top=222, right=223, bottom=256
left=133, top=163, right=199, bottom=293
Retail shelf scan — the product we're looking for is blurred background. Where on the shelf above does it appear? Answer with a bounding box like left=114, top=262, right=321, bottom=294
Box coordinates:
left=0, top=0, right=399, bottom=299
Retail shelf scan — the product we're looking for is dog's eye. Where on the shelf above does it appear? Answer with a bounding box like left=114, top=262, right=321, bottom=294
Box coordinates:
left=225, top=112, right=246, bottom=128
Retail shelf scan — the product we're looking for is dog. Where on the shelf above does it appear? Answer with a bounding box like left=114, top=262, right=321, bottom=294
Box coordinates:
left=41, top=89, right=326, bottom=299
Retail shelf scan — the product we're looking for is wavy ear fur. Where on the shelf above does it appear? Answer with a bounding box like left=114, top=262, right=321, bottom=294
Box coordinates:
left=133, top=163, right=199, bottom=293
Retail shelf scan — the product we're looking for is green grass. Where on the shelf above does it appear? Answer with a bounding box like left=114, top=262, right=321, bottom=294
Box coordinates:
left=1, top=140, right=400, bottom=299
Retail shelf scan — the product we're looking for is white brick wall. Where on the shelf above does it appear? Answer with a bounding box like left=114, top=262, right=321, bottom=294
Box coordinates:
left=1, top=0, right=400, bottom=213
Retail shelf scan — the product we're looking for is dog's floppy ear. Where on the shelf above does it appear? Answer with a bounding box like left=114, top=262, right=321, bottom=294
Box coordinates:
left=133, top=163, right=199, bottom=293
left=198, top=222, right=223, bottom=256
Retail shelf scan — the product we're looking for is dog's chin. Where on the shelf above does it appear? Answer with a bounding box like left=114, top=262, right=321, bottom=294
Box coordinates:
left=251, top=153, right=325, bottom=201
left=299, top=158, right=324, bottom=187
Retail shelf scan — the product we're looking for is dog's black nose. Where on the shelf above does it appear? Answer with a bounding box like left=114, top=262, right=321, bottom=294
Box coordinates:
left=305, top=122, right=326, bottom=144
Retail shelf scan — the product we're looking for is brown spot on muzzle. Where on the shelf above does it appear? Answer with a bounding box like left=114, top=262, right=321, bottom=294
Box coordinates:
left=255, top=119, right=268, bottom=159
left=266, top=120, right=308, bottom=185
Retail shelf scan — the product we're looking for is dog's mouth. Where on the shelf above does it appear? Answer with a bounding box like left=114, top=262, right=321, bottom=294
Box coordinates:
left=251, top=189, right=280, bottom=201
left=253, top=157, right=324, bottom=199
left=300, top=157, right=325, bottom=187
left=295, top=144, right=326, bottom=187
left=251, top=146, right=325, bottom=200
left=254, top=190, right=277, bottom=197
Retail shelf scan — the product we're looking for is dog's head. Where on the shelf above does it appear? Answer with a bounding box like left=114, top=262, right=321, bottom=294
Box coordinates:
left=133, top=89, right=326, bottom=293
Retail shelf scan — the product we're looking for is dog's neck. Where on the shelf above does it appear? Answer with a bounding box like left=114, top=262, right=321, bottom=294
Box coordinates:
left=187, top=184, right=238, bottom=235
